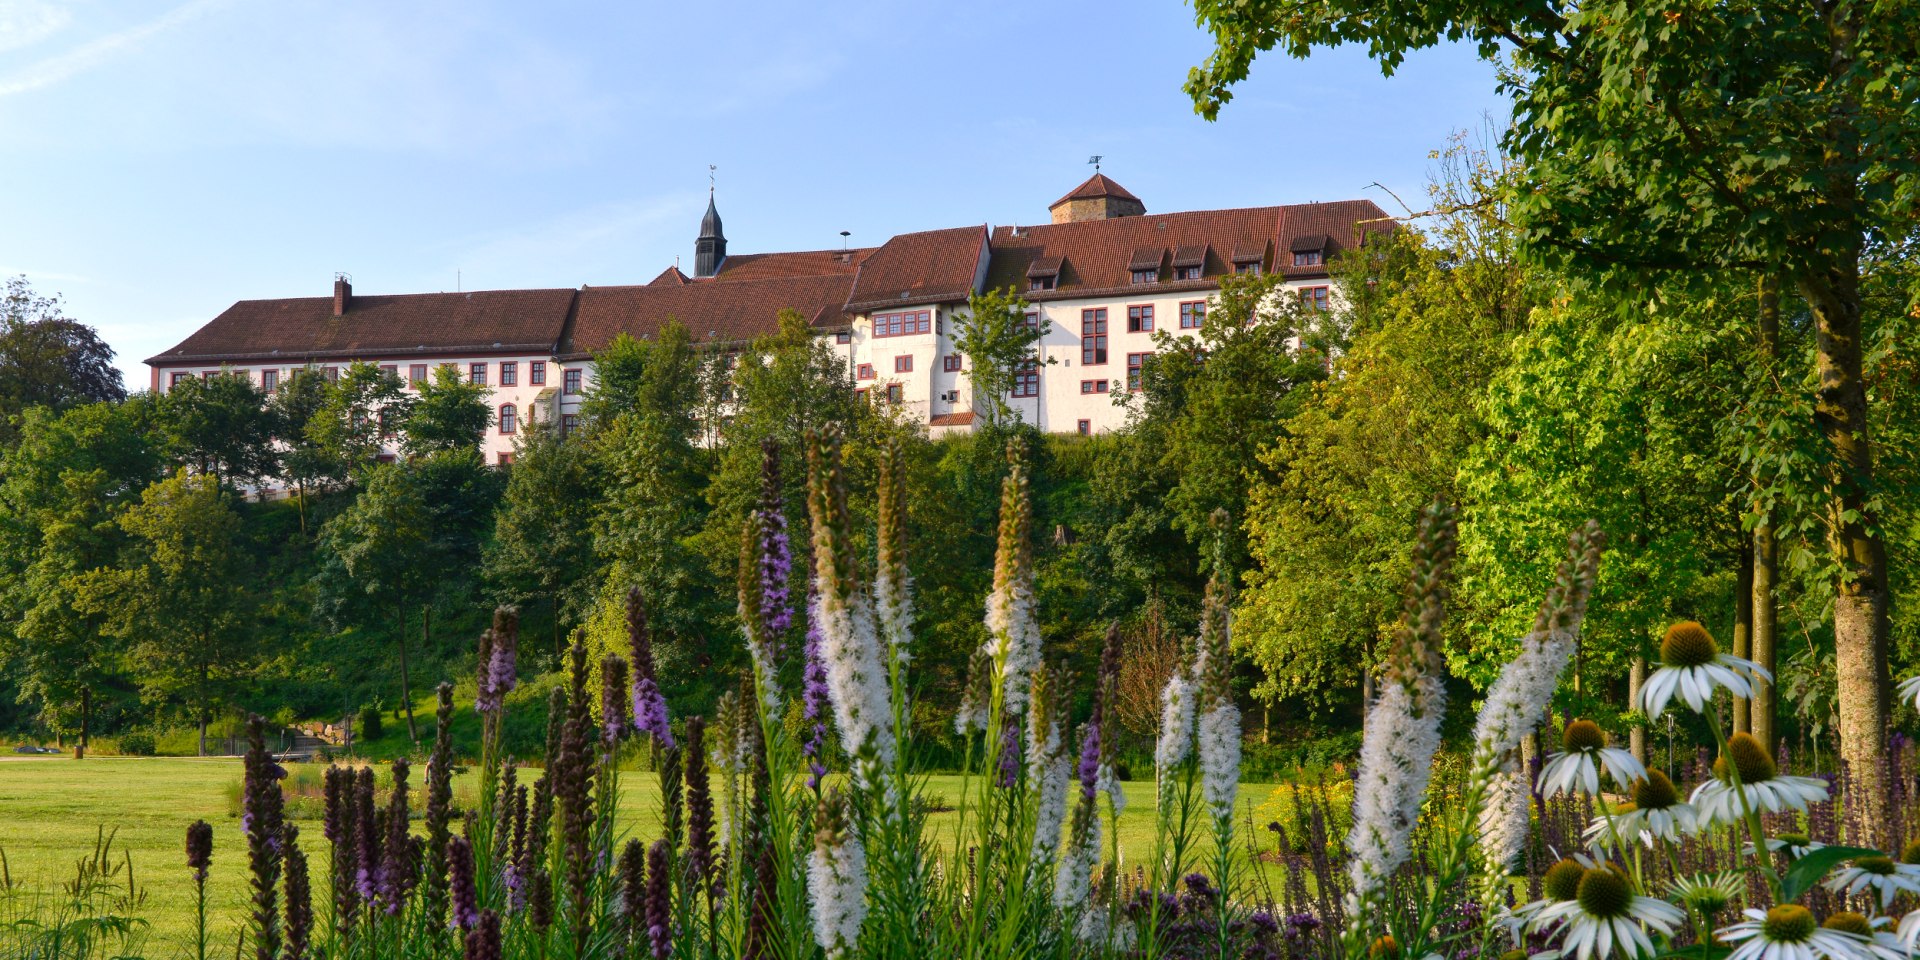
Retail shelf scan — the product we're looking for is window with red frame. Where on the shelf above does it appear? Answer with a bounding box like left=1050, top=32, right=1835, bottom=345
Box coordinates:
left=872, top=310, right=932, bottom=338
left=499, top=404, right=517, bottom=434
left=836, top=331, right=851, bottom=344
left=500, top=361, right=517, bottom=386
left=470, top=362, right=488, bottom=386
left=1179, top=301, right=1206, bottom=329
left=1079, top=379, right=1109, bottom=394
left=563, top=368, right=582, bottom=395
left=1081, top=308, right=1108, bottom=365
left=1236, top=262, right=1261, bottom=276
left=261, top=370, right=279, bottom=392
left=1011, top=361, right=1039, bottom=398
left=1127, top=352, right=1150, bottom=391
left=324, top=366, right=340, bottom=381
left=170, top=372, right=190, bottom=388
left=561, top=413, right=579, bottom=436
left=409, top=363, right=428, bottom=386
left=1022, top=311, right=1040, bottom=330
left=379, top=364, right=398, bottom=380
left=498, top=452, right=514, bottom=466
left=1077, top=419, right=1091, bottom=435
left=857, top=363, right=875, bottom=380
left=1175, top=265, right=1201, bottom=281
left=944, top=354, right=962, bottom=372
left=1299, top=286, right=1330, bottom=311
left=885, top=383, right=902, bottom=403
left=1127, top=304, right=1154, bottom=333
left=855, top=388, right=868, bottom=402
left=1293, top=250, right=1323, bottom=267
left=529, top=361, right=546, bottom=385
left=894, top=355, right=912, bottom=374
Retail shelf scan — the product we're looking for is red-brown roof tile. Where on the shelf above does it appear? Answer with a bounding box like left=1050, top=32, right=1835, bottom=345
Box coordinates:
left=713, top=248, right=874, bottom=282
left=563, top=274, right=855, bottom=358
left=1051, top=173, right=1141, bottom=208
left=146, top=288, right=578, bottom=365
left=985, top=200, right=1392, bottom=300
left=928, top=411, right=976, bottom=427
left=845, top=225, right=986, bottom=311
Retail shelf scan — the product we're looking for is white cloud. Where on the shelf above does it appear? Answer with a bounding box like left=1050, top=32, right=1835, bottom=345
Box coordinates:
left=0, top=0, right=72, bottom=52
left=0, top=0, right=228, bottom=97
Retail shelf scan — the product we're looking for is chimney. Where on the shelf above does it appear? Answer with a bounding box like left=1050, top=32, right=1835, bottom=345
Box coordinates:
left=333, top=273, right=352, bottom=316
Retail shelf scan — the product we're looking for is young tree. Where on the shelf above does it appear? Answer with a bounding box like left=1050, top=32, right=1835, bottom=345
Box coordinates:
left=315, top=460, right=432, bottom=741
left=484, top=418, right=599, bottom=661
left=403, top=364, right=491, bottom=457
left=157, top=371, right=278, bottom=490
left=1187, top=0, right=1920, bottom=816
left=77, top=470, right=252, bottom=755
left=308, top=362, right=409, bottom=478
left=951, top=287, right=1048, bottom=427
left=0, top=277, right=126, bottom=448
left=268, top=368, right=335, bottom=534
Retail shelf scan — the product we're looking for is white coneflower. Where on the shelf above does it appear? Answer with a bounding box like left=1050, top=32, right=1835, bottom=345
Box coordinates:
left=1896, top=910, right=1920, bottom=949
left=1481, top=769, right=1532, bottom=868
left=1899, top=675, right=1920, bottom=712
left=1156, top=673, right=1196, bottom=770
left=1197, top=703, right=1241, bottom=821
left=1585, top=771, right=1697, bottom=849
left=1540, top=720, right=1646, bottom=798
left=1530, top=865, right=1685, bottom=960
left=1745, top=832, right=1824, bottom=861
left=1639, top=622, right=1770, bottom=717
left=807, top=432, right=896, bottom=781
left=1719, top=906, right=1876, bottom=960
left=1690, top=733, right=1829, bottom=825
left=1817, top=912, right=1911, bottom=960
left=1824, top=856, right=1920, bottom=912
left=807, top=791, right=868, bottom=959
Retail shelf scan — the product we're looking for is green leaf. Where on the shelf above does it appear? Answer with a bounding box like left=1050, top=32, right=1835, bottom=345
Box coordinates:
left=1656, top=946, right=1731, bottom=960
left=1781, top=845, right=1884, bottom=903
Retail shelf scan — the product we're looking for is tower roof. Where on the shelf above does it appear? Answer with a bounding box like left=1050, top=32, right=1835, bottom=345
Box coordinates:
left=1050, top=173, right=1141, bottom=209
left=699, top=194, right=724, bottom=240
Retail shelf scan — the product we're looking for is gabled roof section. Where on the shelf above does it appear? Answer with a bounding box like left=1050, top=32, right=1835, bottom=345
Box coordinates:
left=650, top=265, right=691, bottom=286
left=1127, top=246, right=1166, bottom=272
left=1290, top=233, right=1330, bottom=253
left=147, top=288, right=578, bottom=365
left=713, top=248, right=875, bottom=282
left=845, top=225, right=987, bottom=311
left=1026, top=255, right=1064, bottom=279
left=563, top=274, right=855, bottom=359
left=1051, top=173, right=1141, bottom=209
left=984, top=200, right=1393, bottom=300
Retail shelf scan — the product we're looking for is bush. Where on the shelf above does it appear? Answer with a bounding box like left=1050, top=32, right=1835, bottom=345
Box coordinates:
left=356, top=703, right=384, bottom=742
left=116, top=732, right=156, bottom=756
left=1238, top=730, right=1363, bottom=782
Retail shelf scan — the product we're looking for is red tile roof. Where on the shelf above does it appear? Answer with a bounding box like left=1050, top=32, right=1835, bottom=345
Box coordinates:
left=563, top=274, right=855, bottom=359
left=713, top=248, right=874, bottom=282
left=845, top=225, right=987, bottom=311
left=928, top=411, right=976, bottom=427
left=985, top=200, right=1392, bottom=300
left=1051, top=173, right=1140, bottom=208
left=146, top=288, right=578, bottom=365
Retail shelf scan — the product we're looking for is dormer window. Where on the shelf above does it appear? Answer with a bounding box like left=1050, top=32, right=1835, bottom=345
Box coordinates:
left=1128, top=247, right=1165, bottom=285
left=1236, top=262, right=1261, bottom=276
left=1026, top=256, right=1063, bottom=292
left=1171, top=245, right=1207, bottom=282
left=1293, top=250, right=1322, bottom=267
left=1131, top=269, right=1158, bottom=285
left=1030, top=276, right=1055, bottom=292
left=1290, top=234, right=1330, bottom=268
left=1175, top=265, right=1202, bottom=281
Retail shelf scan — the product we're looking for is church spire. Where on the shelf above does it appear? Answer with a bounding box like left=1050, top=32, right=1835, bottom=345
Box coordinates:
left=695, top=169, right=726, bottom=277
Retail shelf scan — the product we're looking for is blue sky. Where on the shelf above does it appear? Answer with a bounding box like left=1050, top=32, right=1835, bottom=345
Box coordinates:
left=0, top=1, right=1507, bottom=390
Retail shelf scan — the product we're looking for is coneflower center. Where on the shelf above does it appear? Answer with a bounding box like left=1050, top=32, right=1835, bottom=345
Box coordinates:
left=1713, top=733, right=1778, bottom=784
left=1563, top=719, right=1606, bottom=752
left=1823, top=912, right=1874, bottom=937
left=1761, top=905, right=1817, bottom=943
left=1575, top=868, right=1631, bottom=919
left=1370, top=935, right=1399, bottom=959
left=1661, top=622, right=1719, bottom=668
left=1778, top=832, right=1812, bottom=849
left=1632, top=770, right=1680, bottom=810
left=1544, top=859, right=1587, bottom=902
left=1854, top=856, right=1896, bottom=876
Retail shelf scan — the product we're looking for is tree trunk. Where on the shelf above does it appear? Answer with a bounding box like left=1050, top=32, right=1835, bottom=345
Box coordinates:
left=77, top=686, right=89, bottom=760
left=398, top=601, right=419, bottom=743
left=553, top=592, right=564, bottom=663
left=1751, top=273, right=1781, bottom=756
left=197, top=661, right=209, bottom=757
left=1732, top=540, right=1754, bottom=734
left=1800, top=266, right=1890, bottom=843
left=1753, top=523, right=1778, bottom=753
left=1628, top=656, right=1647, bottom=765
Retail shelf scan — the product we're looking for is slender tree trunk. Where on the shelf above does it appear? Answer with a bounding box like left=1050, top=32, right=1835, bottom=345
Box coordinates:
left=1751, top=273, right=1782, bottom=754
left=197, top=660, right=209, bottom=757
left=553, top=592, right=563, bottom=663
left=1733, top=540, right=1754, bottom=734
left=77, top=686, right=89, bottom=760
left=398, top=601, right=419, bottom=743
left=1629, top=656, right=1648, bottom=765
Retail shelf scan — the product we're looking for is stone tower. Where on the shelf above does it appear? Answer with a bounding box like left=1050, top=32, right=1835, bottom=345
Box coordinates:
left=1048, top=173, right=1145, bottom=224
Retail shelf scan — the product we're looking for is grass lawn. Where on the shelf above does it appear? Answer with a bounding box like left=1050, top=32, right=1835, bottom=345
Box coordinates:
left=0, top=757, right=1305, bottom=956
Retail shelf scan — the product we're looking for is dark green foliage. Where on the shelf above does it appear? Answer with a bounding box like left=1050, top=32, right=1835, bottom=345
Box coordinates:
left=0, top=276, right=125, bottom=449
left=356, top=705, right=383, bottom=742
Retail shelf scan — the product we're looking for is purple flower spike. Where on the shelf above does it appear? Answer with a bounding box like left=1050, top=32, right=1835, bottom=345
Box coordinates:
left=632, top=676, right=675, bottom=750
left=996, top=719, right=1021, bottom=788
left=802, top=595, right=830, bottom=789
left=1077, top=724, right=1100, bottom=801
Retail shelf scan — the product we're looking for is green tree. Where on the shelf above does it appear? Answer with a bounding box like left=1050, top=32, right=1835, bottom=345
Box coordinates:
left=485, top=418, right=599, bottom=662
left=403, top=364, right=492, bottom=457
left=0, top=400, right=166, bottom=736
left=314, top=460, right=432, bottom=741
left=77, top=470, right=252, bottom=755
left=0, top=277, right=125, bottom=448
left=952, top=287, right=1048, bottom=427
left=267, top=368, right=335, bottom=534
left=309, top=362, right=409, bottom=478
left=1186, top=0, right=1920, bottom=811
left=158, top=370, right=278, bottom=489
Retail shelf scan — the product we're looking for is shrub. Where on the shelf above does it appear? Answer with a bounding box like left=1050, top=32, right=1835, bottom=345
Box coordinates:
left=116, top=732, right=156, bottom=756
left=356, top=703, right=384, bottom=742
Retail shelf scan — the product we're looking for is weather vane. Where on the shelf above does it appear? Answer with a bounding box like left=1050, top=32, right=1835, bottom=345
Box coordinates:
left=1088, top=155, right=1102, bottom=172
left=708, top=164, right=716, bottom=196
